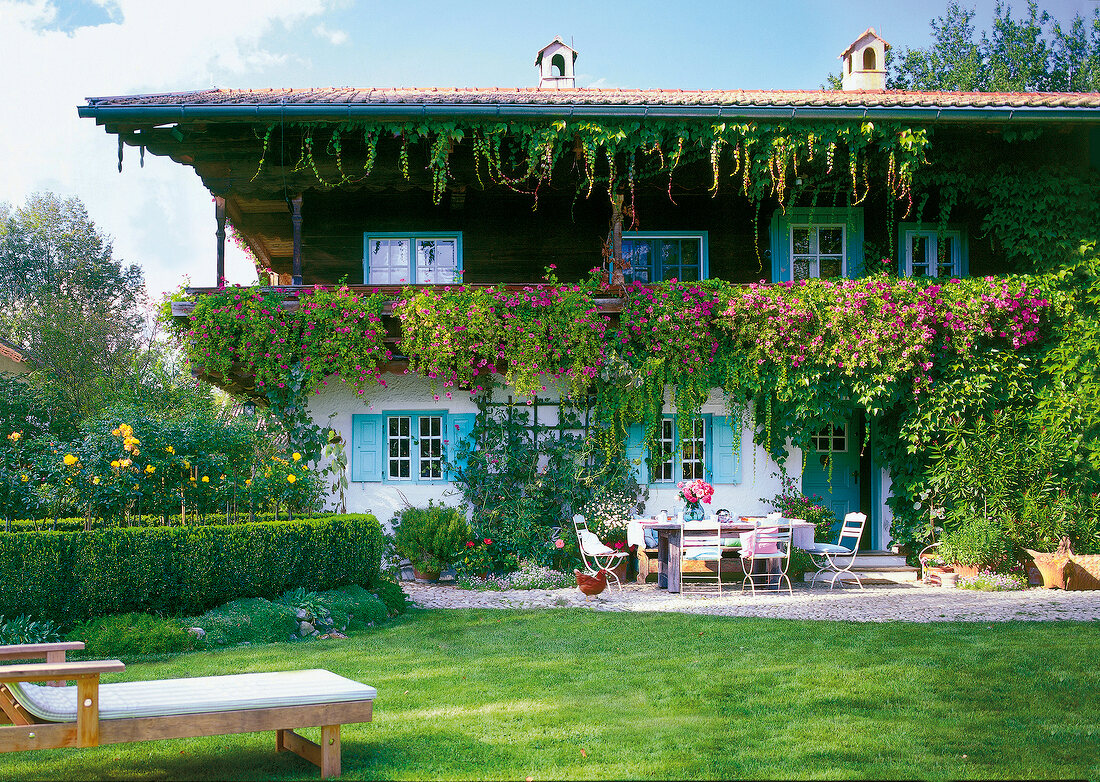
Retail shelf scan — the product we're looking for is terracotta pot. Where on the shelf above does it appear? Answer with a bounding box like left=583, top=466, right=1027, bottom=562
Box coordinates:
left=950, top=563, right=981, bottom=578
left=413, top=568, right=441, bottom=582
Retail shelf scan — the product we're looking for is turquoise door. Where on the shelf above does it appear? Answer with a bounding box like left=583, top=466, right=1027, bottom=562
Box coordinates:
left=801, top=419, right=863, bottom=542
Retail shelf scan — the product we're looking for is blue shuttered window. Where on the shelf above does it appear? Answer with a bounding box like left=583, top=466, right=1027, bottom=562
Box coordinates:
left=352, top=411, right=477, bottom=483
left=770, top=207, right=864, bottom=282
left=627, top=415, right=741, bottom=486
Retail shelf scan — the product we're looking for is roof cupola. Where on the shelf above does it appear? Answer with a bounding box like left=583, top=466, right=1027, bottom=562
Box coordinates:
left=536, top=37, right=578, bottom=89
left=839, top=28, right=890, bottom=91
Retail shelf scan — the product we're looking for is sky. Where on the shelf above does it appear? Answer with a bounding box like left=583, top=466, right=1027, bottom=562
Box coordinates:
left=1, top=0, right=1095, bottom=300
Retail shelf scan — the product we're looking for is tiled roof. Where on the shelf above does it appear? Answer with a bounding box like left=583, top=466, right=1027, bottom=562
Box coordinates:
left=85, top=86, right=1100, bottom=110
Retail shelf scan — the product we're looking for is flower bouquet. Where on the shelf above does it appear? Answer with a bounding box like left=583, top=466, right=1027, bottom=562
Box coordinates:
left=677, top=479, right=714, bottom=520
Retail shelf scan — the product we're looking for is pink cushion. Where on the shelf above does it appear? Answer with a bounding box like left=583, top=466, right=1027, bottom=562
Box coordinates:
left=739, top=527, right=779, bottom=558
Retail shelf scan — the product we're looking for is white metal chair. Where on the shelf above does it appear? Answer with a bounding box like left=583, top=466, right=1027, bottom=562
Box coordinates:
left=803, top=511, right=867, bottom=589
left=572, top=513, right=629, bottom=592
left=740, top=523, right=794, bottom=595
left=680, top=519, right=723, bottom=595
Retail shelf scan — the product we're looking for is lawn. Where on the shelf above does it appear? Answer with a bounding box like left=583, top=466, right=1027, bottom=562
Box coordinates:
left=3, top=608, right=1099, bottom=780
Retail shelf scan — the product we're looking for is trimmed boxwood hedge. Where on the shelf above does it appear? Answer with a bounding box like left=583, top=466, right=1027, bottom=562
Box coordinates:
left=0, top=514, right=382, bottom=626
left=3, top=512, right=326, bottom=533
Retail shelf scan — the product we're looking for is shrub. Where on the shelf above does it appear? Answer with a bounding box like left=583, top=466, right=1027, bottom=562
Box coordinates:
left=392, top=502, right=470, bottom=575
left=368, top=578, right=410, bottom=616
left=190, top=598, right=298, bottom=646
left=0, top=614, right=63, bottom=645
left=68, top=613, right=199, bottom=658
left=320, top=585, right=389, bottom=629
left=0, top=514, right=383, bottom=625
left=940, top=516, right=1014, bottom=569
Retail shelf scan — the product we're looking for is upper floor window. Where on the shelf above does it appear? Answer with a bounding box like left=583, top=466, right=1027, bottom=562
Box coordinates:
left=770, top=208, right=863, bottom=282
left=899, top=225, right=967, bottom=278
left=352, top=411, right=476, bottom=484
left=363, top=233, right=462, bottom=284
left=791, top=225, right=845, bottom=280
left=650, top=417, right=707, bottom=483
left=620, top=232, right=708, bottom=283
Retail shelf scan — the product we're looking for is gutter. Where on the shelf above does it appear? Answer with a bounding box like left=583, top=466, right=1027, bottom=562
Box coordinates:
left=78, top=102, right=1100, bottom=125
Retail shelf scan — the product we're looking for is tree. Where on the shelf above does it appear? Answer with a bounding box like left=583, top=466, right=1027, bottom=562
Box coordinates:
left=828, top=1, right=1100, bottom=92
left=0, top=193, right=146, bottom=423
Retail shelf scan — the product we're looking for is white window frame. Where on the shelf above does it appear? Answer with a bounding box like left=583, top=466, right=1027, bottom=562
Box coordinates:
left=790, top=224, right=847, bottom=280
left=811, top=423, right=848, bottom=454
left=619, top=232, right=709, bottom=283
left=900, top=226, right=966, bottom=279
left=384, top=411, right=447, bottom=483
left=653, top=415, right=707, bottom=483
left=363, top=232, right=463, bottom=285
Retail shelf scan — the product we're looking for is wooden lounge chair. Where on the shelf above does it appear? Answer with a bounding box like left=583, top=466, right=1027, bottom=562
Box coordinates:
left=0, top=642, right=375, bottom=779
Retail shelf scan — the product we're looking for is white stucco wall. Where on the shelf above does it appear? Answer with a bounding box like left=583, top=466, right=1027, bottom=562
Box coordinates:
left=307, top=374, right=796, bottom=528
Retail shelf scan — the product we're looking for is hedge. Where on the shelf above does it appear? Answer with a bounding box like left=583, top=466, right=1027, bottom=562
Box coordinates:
left=3, top=511, right=333, bottom=533
left=0, top=514, right=382, bottom=626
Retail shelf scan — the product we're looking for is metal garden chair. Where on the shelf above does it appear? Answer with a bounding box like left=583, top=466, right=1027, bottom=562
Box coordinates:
left=572, top=513, right=629, bottom=592
left=803, top=511, right=868, bottom=589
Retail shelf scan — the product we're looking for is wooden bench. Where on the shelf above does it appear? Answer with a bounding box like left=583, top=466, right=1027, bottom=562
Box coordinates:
left=0, top=642, right=374, bottom=779
left=634, top=546, right=747, bottom=583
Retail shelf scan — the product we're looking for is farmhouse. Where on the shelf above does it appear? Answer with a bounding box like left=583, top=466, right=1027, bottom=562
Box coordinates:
left=78, top=31, right=1100, bottom=554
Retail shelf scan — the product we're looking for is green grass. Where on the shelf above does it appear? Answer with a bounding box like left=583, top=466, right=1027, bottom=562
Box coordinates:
left=4, top=609, right=1099, bottom=780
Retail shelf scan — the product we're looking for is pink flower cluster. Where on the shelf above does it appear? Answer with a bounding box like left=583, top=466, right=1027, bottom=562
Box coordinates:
left=678, top=479, right=714, bottom=505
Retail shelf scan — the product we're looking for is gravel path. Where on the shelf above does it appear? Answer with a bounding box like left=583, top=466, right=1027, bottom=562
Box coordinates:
left=405, top=581, right=1100, bottom=622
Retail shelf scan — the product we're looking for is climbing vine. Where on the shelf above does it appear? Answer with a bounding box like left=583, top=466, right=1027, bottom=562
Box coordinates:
left=250, top=118, right=931, bottom=211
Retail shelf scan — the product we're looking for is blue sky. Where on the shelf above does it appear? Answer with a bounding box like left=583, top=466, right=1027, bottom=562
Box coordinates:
left=1, top=0, right=1095, bottom=298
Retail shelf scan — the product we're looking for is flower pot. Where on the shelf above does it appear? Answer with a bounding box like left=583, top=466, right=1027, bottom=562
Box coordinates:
left=950, top=563, right=981, bottom=578
left=939, top=572, right=959, bottom=588
left=413, top=568, right=441, bottom=583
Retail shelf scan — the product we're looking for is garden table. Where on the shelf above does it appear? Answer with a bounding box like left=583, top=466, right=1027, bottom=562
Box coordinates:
left=634, top=518, right=815, bottom=593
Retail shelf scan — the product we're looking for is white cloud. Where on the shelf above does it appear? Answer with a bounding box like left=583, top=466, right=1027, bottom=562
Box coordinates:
left=0, top=0, right=336, bottom=298
left=314, top=23, right=348, bottom=46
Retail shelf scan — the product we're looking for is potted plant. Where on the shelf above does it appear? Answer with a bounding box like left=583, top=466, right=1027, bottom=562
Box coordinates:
left=393, top=502, right=470, bottom=582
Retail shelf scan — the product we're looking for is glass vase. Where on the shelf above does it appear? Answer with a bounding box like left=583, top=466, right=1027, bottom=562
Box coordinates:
left=684, top=502, right=704, bottom=521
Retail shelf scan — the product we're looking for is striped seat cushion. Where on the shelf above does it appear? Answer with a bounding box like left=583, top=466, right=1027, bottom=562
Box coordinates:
left=9, top=669, right=376, bottom=723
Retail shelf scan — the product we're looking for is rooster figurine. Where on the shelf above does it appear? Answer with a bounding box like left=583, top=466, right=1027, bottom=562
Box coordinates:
left=574, top=568, right=608, bottom=600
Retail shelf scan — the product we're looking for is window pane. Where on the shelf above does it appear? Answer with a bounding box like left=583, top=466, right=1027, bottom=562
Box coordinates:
left=819, top=257, right=842, bottom=278
left=819, top=228, right=843, bottom=255
left=419, top=416, right=443, bottom=480
left=387, top=416, right=411, bottom=479
left=792, top=228, right=811, bottom=255
left=681, top=419, right=705, bottom=481
left=368, top=239, right=410, bottom=284
left=415, top=239, right=458, bottom=284
left=793, top=258, right=812, bottom=280
left=622, top=239, right=652, bottom=283
left=655, top=419, right=674, bottom=482
left=909, top=234, right=928, bottom=266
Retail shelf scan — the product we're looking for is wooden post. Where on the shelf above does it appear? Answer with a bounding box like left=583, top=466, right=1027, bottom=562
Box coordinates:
left=214, top=196, right=226, bottom=289
left=75, top=677, right=100, bottom=747
left=321, top=725, right=341, bottom=779
left=608, top=196, right=627, bottom=286
left=290, top=194, right=303, bottom=286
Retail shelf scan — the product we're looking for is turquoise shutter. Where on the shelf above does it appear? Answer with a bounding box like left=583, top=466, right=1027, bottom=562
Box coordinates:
left=448, top=413, right=476, bottom=481
left=710, top=414, right=741, bottom=485
left=351, top=414, right=382, bottom=482
left=626, top=424, right=649, bottom=485
left=769, top=211, right=789, bottom=282
left=843, top=211, right=864, bottom=278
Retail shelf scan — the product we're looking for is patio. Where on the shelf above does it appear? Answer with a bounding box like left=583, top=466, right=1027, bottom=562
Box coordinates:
left=405, top=581, right=1100, bottom=622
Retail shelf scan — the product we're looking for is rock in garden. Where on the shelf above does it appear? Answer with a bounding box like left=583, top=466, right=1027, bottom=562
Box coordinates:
left=295, top=608, right=312, bottom=621
left=187, top=627, right=206, bottom=639
left=298, top=621, right=315, bottom=636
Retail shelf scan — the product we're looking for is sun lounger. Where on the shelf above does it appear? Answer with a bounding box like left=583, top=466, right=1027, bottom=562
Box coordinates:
left=0, top=642, right=375, bottom=779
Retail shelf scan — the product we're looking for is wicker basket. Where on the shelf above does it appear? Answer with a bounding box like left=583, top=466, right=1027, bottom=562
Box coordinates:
left=1067, top=554, right=1100, bottom=591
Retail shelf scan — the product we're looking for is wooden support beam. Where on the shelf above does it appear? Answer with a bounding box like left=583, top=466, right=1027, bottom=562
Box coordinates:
left=215, top=196, right=227, bottom=288
left=609, top=195, right=626, bottom=287
left=290, top=194, right=303, bottom=286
